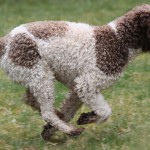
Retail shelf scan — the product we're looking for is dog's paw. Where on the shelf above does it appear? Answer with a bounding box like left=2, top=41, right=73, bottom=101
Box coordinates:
left=41, top=123, right=57, bottom=141
left=68, top=128, right=85, bottom=136
left=77, top=111, right=99, bottom=125
left=96, top=104, right=112, bottom=123
left=41, top=124, right=53, bottom=141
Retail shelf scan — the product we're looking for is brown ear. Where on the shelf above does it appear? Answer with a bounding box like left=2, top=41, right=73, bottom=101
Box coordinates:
left=146, top=19, right=150, bottom=41
left=141, top=17, right=150, bottom=52
left=140, top=14, right=150, bottom=27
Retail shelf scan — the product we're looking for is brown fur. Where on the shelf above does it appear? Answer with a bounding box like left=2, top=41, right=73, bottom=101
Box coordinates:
left=147, top=20, right=150, bottom=40
left=116, top=4, right=150, bottom=51
left=9, top=33, right=41, bottom=68
left=94, top=26, right=128, bottom=75
left=94, top=4, right=150, bottom=75
left=60, top=93, right=82, bottom=122
left=142, top=18, right=150, bottom=51
left=26, top=21, right=68, bottom=40
left=77, top=111, right=99, bottom=125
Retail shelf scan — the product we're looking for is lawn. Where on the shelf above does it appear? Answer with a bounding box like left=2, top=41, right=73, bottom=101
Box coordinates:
left=0, top=0, right=150, bottom=150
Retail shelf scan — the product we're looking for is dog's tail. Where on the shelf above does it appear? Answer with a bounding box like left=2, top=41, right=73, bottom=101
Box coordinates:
left=0, top=37, right=5, bottom=58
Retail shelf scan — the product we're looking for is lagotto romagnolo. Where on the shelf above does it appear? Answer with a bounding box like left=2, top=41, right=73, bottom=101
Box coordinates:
left=0, top=4, right=150, bottom=140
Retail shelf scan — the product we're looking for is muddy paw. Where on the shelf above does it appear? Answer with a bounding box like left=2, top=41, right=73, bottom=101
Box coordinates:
left=69, top=128, right=85, bottom=136
left=41, top=123, right=56, bottom=141
left=41, top=110, right=64, bottom=141
left=77, top=111, right=99, bottom=125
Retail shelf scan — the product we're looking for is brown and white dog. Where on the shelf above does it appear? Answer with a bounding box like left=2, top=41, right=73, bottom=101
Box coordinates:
left=0, top=4, right=149, bottom=140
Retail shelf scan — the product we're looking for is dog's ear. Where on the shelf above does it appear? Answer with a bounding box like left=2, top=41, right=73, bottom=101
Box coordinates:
left=139, top=11, right=150, bottom=26
left=141, top=17, right=150, bottom=52
left=146, top=19, right=150, bottom=41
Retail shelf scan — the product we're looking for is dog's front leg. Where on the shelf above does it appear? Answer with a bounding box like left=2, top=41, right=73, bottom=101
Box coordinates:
left=75, top=74, right=112, bottom=125
left=77, top=94, right=111, bottom=125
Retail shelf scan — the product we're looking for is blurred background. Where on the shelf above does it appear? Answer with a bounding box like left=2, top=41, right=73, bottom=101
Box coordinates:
left=0, top=0, right=150, bottom=149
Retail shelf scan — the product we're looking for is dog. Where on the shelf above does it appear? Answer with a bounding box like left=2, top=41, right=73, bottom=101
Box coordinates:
left=0, top=4, right=149, bottom=140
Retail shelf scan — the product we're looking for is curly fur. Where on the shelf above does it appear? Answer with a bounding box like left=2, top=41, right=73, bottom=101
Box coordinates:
left=0, top=4, right=149, bottom=138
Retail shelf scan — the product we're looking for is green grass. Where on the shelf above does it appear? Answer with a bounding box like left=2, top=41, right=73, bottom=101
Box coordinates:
left=0, top=0, right=150, bottom=149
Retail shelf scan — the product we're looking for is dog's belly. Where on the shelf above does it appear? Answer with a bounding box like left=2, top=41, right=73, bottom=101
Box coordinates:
left=51, top=62, right=79, bottom=89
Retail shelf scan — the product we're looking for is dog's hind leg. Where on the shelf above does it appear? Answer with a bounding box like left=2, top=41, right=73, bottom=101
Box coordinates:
left=23, top=86, right=83, bottom=140
left=23, top=88, right=65, bottom=116
left=60, top=92, right=83, bottom=122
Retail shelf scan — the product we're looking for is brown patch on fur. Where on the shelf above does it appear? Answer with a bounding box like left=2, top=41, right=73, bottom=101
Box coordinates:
left=94, top=4, right=150, bottom=75
left=116, top=4, right=150, bottom=52
left=26, top=21, right=68, bottom=40
left=0, top=38, right=5, bottom=57
left=147, top=20, right=150, bottom=41
left=60, top=92, right=82, bottom=122
left=142, top=18, right=150, bottom=52
left=9, top=33, right=41, bottom=68
left=94, top=26, right=128, bottom=75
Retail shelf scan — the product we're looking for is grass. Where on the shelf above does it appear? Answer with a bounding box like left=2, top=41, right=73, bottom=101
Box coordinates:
left=0, top=0, right=150, bottom=149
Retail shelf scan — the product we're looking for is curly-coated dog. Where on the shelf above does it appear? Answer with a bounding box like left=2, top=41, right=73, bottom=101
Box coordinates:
left=0, top=4, right=149, bottom=140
